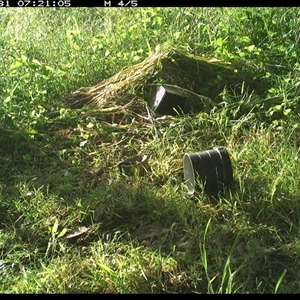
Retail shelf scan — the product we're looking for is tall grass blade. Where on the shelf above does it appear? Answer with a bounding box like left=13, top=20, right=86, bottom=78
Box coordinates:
left=274, top=269, right=287, bottom=294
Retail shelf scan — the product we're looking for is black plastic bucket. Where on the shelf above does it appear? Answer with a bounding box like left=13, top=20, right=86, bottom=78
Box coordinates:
left=183, top=147, right=233, bottom=195
left=118, top=155, right=149, bottom=176
left=148, top=85, right=187, bottom=116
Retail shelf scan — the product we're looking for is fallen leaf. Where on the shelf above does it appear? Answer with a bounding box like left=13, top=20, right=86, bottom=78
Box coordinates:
left=131, top=223, right=168, bottom=241
left=66, top=226, right=89, bottom=239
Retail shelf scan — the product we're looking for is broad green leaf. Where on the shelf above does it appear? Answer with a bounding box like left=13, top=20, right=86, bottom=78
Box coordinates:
left=246, top=45, right=255, bottom=52
left=4, top=96, right=11, bottom=103
left=45, top=65, right=54, bottom=71
left=32, top=59, right=41, bottom=65
left=21, top=54, right=27, bottom=62
left=173, top=31, right=181, bottom=39
left=9, top=60, right=23, bottom=70
left=273, top=104, right=282, bottom=111
left=216, top=37, right=224, bottom=47
left=240, top=36, right=251, bottom=43
left=133, top=55, right=141, bottom=62
left=57, top=228, right=68, bottom=239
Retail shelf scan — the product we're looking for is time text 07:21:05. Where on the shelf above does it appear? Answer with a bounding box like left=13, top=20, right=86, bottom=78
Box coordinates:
left=0, top=0, right=72, bottom=6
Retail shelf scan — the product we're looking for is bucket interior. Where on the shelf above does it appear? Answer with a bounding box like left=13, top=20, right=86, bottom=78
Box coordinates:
left=183, top=154, right=196, bottom=194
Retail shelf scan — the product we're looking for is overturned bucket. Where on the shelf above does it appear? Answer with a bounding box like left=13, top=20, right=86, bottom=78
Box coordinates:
left=118, top=154, right=149, bottom=176
left=183, top=147, right=233, bottom=195
left=148, top=85, right=187, bottom=116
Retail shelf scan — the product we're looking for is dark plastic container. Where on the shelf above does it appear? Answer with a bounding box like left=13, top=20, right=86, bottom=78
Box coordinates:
left=148, top=85, right=187, bottom=116
left=183, top=147, right=233, bottom=195
left=118, top=155, right=149, bottom=176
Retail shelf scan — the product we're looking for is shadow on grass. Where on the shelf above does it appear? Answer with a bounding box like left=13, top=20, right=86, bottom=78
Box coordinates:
left=223, top=177, right=300, bottom=293
left=1, top=124, right=300, bottom=293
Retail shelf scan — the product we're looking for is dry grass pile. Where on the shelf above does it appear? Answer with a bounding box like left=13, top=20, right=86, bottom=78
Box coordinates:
left=69, top=46, right=270, bottom=119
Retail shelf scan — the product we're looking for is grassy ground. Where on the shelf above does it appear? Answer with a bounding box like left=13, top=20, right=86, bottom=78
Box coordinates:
left=1, top=7, right=300, bottom=293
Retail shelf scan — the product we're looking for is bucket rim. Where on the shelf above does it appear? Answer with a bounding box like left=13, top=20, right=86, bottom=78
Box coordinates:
left=119, top=154, right=148, bottom=167
left=183, top=153, right=196, bottom=195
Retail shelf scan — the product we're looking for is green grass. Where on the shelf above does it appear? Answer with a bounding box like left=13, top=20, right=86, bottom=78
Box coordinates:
left=1, top=7, right=300, bottom=293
